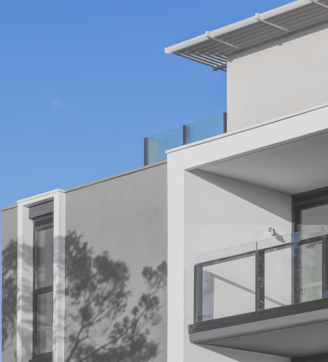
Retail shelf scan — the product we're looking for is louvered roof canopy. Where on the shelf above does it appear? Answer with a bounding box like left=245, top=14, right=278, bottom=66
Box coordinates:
left=165, top=0, right=328, bottom=72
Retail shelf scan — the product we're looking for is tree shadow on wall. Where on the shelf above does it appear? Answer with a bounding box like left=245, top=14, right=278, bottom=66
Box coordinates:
left=65, top=230, right=167, bottom=362
left=2, top=239, right=17, bottom=362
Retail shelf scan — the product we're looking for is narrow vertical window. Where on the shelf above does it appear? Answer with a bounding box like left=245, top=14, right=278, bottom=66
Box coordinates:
left=33, top=214, right=53, bottom=358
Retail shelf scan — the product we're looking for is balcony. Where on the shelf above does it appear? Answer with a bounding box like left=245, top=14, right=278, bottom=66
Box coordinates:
left=144, top=113, right=227, bottom=165
left=190, top=227, right=328, bottom=358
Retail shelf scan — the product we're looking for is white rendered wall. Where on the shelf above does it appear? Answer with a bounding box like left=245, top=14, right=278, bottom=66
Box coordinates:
left=227, top=23, right=328, bottom=132
left=184, top=171, right=291, bottom=362
left=167, top=106, right=328, bottom=362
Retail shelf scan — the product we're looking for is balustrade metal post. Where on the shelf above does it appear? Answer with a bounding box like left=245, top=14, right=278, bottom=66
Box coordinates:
left=223, top=112, right=227, bottom=133
left=183, top=125, right=187, bottom=145
left=144, top=138, right=148, bottom=166
left=194, top=265, right=203, bottom=323
left=256, top=249, right=265, bottom=311
left=323, top=234, right=328, bottom=299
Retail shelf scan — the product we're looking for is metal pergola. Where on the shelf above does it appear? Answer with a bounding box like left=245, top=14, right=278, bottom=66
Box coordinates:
left=165, top=0, right=328, bottom=72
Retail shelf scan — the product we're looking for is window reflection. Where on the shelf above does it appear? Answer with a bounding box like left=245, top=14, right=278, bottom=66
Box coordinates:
left=35, top=227, right=53, bottom=289
left=36, top=292, right=53, bottom=354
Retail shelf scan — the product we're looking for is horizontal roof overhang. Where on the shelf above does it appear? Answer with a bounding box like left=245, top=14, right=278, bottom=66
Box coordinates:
left=165, top=0, right=328, bottom=71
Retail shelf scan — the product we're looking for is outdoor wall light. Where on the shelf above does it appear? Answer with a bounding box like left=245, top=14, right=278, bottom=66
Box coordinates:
left=269, top=227, right=286, bottom=243
left=268, top=227, right=276, bottom=236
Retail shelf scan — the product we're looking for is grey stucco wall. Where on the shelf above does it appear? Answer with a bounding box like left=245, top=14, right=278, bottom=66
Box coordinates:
left=2, top=206, right=18, bottom=362
left=64, top=162, right=167, bottom=362
left=227, top=22, right=328, bottom=132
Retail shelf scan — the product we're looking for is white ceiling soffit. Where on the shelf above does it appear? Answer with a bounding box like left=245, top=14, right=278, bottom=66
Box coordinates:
left=165, top=0, right=328, bottom=72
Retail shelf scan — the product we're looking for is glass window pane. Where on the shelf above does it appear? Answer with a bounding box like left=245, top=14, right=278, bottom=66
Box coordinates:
left=265, top=246, right=292, bottom=309
left=301, top=204, right=328, bottom=231
left=35, top=292, right=53, bottom=354
left=202, top=254, right=256, bottom=321
left=35, top=227, right=53, bottom=289
left=298, top=241, right=323, bottom=303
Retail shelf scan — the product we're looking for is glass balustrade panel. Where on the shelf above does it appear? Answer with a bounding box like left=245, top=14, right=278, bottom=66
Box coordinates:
left=196, top=227, right=327, bottom=323
left=297, top=240, right=323, bottom=303
left=265, top=246, right=292, bottom=309
left=202, top=254, right=256, bottom=321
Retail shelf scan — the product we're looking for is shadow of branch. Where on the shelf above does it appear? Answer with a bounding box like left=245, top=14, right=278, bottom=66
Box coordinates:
left=65, top=230, right=167, bottom=362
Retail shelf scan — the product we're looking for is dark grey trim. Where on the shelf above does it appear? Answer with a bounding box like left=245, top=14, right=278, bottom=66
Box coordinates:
left=183, top=125, right=187, bottom=145
left=189, top=298, right=328, bottom=334
left=34, top=215, right=53, bottom=228
left=292, top=186, right=328, bottom=232
left=323, top=235, right=328, bottom=299
left=292, top=353, right=328, bottom=362
left=194, top=266, right=203, bottom=323
left=29, top=352, right=52, bottom=362
left=66, top=161, right=167, bottom=193
left=292, top=186, right=328, bottom=207
left=29, top=201, right=54, bottom=220
left=223, top=112, right=227, bottom=133
left=256, top=250, right=265, bottom=311
left=144, top=137, right=149, bottom=166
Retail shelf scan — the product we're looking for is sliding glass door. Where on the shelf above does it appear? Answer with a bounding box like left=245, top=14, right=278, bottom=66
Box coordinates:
left=293, top=189, right=328, bottom=304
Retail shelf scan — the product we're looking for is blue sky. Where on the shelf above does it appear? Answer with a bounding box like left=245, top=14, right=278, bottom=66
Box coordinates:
left=0, top=0, right=291, bottom=357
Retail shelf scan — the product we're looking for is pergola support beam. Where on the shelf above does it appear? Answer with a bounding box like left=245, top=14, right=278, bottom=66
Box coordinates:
left=309, top=0, right=328, bottom=9
left=255, top=13, right=291, bottom=33
left=205, top=31, right=242, bottom=50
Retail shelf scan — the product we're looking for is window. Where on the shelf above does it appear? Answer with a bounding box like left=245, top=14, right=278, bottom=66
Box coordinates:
left=293, top=187, right=328, bottom=232
left=292, top=187, right=328, bottom=304
left=33, top=213, right=53, bottom=358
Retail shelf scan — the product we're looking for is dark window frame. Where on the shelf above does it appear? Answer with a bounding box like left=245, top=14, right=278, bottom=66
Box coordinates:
left=32, top=213, right=54, bottom=360
left=292, top=186, right=328, bottom=302
left=292, top=186, right=328, bottom=232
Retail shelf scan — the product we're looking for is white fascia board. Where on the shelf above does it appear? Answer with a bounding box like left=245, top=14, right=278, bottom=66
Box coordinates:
left=168, top=105, right=328, bottom=171
left=164, top=0, right=310, bottom=54
left=17, top=188, right=65, bottom=204
left=166, top=101, right=328, bottom=156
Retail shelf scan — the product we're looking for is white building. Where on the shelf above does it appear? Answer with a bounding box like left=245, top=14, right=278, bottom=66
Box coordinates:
left=3, top=1, right=328, bottom=362
left=166, top=1, right=328, bottom=362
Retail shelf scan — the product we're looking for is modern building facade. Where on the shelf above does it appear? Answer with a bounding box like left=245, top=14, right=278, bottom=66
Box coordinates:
left=3, top=1, right=328, bottom=362
left=165, top=1, right=328, bottom=362
left=2, top=162, right=167, bottom=362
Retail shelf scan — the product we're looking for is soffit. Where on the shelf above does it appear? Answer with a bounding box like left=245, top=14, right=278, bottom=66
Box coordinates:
left=196, top=130, right=328, bottom=195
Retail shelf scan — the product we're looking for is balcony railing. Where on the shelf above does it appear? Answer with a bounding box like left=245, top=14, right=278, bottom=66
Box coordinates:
left=194, top=227, right=328, bottom=324
left=144, top=113, right=227, bottom=165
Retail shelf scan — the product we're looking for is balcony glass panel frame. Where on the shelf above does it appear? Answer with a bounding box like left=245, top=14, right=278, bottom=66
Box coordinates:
left=194, top=227, right=328, bottom=324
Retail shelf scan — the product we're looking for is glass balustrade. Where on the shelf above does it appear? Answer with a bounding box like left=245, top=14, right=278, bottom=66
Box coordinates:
left=194, top=227, right=328, bottom=323
left=144, top=113, right=227, bottom=165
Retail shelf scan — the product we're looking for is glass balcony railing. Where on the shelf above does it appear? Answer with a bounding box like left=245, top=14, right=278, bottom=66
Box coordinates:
left=194, top=227, right=328, bottom=323
left=144, top=113, right=227, bottom=165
